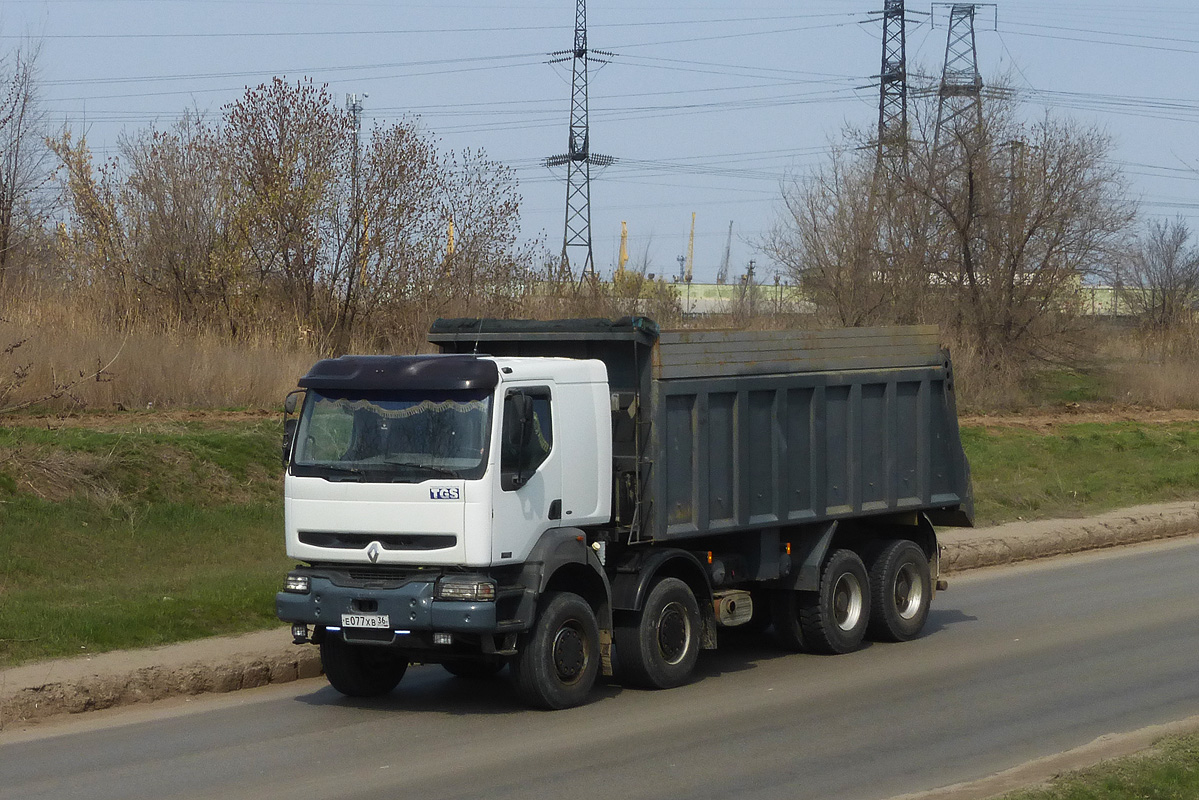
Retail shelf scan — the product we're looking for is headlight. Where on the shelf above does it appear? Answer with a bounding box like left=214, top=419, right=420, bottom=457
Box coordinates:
left=435, top=577, right=496, bottom=601
left=284, top=573, right=311, bottom=593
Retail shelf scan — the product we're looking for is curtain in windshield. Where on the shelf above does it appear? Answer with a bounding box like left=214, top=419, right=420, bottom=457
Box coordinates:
left=293, top=389, right=492, bottom=481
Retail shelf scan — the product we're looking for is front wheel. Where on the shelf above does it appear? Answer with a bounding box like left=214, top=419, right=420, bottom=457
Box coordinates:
left=511, top=591, right=600, bottom=709
left=615, top=577, right=701, bottom=689
left=799, top=548, right=870, bottom=654
left=320, top=636, right=408, bottom=697
left=867, top=539, right=932, bottom=642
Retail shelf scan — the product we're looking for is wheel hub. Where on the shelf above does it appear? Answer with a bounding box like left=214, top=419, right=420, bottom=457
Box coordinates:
left=894, top=563, right=924, bottom=620
left=832, top=573, right=863, bottom=632
left=657, top=603, right=690, bottom=665
left=552, top=626, right=586, bottom=682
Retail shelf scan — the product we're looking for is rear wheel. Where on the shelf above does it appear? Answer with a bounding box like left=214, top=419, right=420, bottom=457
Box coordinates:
left=320, top=636, right=408, bottom=697
left=799, top=549, right=870, bottom=654
left=615, top=577, right=701, bottom=689
left=511, top=591, right=600, bottom=709
left=867, top=539, right=932, bottom=642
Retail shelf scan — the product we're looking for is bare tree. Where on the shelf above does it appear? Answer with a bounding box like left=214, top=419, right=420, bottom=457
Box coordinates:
left=120, top=111, right=242, bottom=332
left=45, top=75, right=545, bottom=354
left=0, top=41, right=52, bottom=296
left=769, top=91, right=1134, bottom=378
left=434, top=148, right=536, bottom=318
left=766, top=142, right=896, bottom=327
left=1116, top=217, right=1199, bottom=330
left=336, top=120, right=442, bottom=349
left=222, top=77, right=349, bottom=324
left=909, top=102, right=1133, bottom=368
left=49, top=131, right=137, bottom=325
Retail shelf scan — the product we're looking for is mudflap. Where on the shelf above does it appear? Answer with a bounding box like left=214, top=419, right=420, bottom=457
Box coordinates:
left=600, top=629, right=614, bottom=677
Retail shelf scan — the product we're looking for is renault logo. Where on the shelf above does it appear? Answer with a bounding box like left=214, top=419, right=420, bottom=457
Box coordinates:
left=367, top=542, right=381, bottom=563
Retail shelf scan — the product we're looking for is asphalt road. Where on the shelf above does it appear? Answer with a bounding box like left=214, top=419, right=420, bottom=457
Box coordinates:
left=3, top=537, right=1198, bottom=800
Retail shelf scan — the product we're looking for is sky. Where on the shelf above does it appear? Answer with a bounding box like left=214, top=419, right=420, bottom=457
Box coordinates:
left=2, top=0, right=1198, bottom=283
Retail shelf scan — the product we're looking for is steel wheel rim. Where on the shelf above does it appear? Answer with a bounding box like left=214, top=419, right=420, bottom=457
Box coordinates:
left=552, top=623, right=587, bottom=684
left=894, top=562, right=924, bottom=620
left=832, top=572, right=864, bottom=632
left=657, top=602, right=691, bottom=665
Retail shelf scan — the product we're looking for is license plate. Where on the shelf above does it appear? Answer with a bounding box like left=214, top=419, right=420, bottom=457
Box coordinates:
left=341, top=613, right=390, bottom=629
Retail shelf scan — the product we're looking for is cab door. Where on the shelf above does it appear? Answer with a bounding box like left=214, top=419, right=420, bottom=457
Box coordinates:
left=491, top=385, right=562, bottom=564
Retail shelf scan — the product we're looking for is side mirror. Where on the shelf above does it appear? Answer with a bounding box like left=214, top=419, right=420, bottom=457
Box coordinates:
left=282, top=418, right=299, bottom=466
left=284, top=390, right=303, bottom=415
left=281, top=390, right=304, bottom=466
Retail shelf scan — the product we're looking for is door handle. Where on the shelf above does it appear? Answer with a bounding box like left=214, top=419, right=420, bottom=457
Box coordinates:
left=548, top=499, right=562, bottom=520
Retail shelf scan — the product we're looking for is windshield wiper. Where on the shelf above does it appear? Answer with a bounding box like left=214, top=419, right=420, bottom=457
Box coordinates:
left=313, top=465, right=365, bottom=481
left=382, top=459, right=459, bottom=477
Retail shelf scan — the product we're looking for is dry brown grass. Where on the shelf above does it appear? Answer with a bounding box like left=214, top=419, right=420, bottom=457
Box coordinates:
left=5, top=282, right=1198, bottom=413
left=1108, top=359, right=1199, bottom=409
left=0, top=278, right=686, bottom=411
left=0, top=445, right=122, bottom=503
left=929, top=337, right=1027, bottom=411
left=1, top=291, right=319, bottom=411
left=1099, top=323, right=1199, bottom=410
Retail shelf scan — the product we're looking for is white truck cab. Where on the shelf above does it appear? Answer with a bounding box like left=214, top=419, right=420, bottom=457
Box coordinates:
left=283, top=355, right=611, bottom=568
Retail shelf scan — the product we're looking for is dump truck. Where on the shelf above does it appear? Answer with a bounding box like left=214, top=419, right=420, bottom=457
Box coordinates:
left=276, top=318, right=973, bottom=709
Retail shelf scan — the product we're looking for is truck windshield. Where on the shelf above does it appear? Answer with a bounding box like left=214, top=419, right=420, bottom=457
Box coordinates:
left=291, top=388, right=493, bottom=482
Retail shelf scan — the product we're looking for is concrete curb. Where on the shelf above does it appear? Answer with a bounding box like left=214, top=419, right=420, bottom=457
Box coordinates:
left=3, top=501, right=1197, bottom=730
left=0, top=632, right=322, bottom=731
left=940, top=501, right=1199, bottom=572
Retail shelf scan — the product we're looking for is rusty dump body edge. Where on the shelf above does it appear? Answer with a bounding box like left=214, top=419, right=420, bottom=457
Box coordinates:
left=428, top=317, right=974, bottom=543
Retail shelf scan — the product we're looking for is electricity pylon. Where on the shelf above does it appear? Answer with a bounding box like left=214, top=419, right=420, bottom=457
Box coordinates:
left=877, top=0, right=908, bottom=163
left=544, top=0, right=614, bottom=283
left=933, top=4, right=985, bottom=163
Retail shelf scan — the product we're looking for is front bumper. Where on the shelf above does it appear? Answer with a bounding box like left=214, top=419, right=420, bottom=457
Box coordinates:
left=275, top=574, right=498, bottom=638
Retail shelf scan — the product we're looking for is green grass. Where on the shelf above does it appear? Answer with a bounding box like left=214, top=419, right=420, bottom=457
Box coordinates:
left=0, top=419, right=280, bottom=505
left=1002, top=734, right=1199, bottom=800
left=2, top=414, right=1199, bottom=666
left=0, top=419, right=291, bottom=666
left=1027, top=368, right=1112, bottom=406
left=963, top=421, right=1199, bottom=525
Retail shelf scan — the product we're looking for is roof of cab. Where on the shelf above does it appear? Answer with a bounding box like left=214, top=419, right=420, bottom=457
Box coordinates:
left=298, top=355, right=499, bottom=392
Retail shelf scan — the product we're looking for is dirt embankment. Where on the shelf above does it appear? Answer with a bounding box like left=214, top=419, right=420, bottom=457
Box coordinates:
left=18, top=408, right=276, bottom=431
left=959, top=406, right=1199, bottom=432
left=17, top=404, right=1199, bottom=433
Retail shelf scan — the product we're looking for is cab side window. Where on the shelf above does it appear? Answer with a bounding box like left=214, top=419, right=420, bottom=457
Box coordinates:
left=501, top=388, right=552, bottom=490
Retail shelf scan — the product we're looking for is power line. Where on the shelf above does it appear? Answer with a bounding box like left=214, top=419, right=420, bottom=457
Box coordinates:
left=0, top=12, right=863, bottom=41
left=38, top=52, right=547, bottom=87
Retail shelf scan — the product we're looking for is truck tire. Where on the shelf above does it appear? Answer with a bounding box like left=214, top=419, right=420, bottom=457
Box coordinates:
left=867, top=539, right=932, bottom=642
left=770, top=589, right=805, bottom=651
left=442, top=660, right=505, bottom=679
left=320, top=636, right=408, bottom=697
left=614, top=577, right=701, bottom=689
left=511, top=591, right=600, bottom=709
left=798, top=549, right=870, bottom=654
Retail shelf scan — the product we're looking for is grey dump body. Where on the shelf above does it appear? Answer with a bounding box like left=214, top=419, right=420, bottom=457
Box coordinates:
left=428, top=317, right=974, bottom=542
